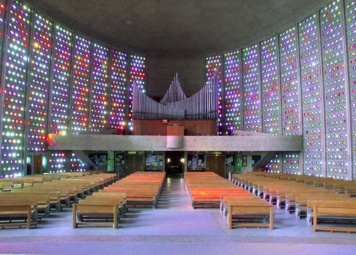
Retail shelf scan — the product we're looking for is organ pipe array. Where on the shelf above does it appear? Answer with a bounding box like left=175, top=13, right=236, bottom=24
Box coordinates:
left=133, top=82, right=185, bottom=119
left=160, top=73, right=187, bottom=104
left=133, top=73, right=219, bottom=120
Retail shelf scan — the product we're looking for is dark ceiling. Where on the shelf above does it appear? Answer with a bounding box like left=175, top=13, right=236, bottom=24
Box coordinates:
left=25, top=0, right=328, bottom=56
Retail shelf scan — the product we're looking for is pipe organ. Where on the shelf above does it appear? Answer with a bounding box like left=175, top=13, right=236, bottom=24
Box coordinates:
left=133, top=74, right=219, bottom=120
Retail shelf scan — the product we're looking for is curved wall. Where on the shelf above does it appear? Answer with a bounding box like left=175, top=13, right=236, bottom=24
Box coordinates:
left=0, top=0, right=355, bottom=180
left=205, top=0, right=356, bottom=180
left=0, top=0, right=147, bottom=177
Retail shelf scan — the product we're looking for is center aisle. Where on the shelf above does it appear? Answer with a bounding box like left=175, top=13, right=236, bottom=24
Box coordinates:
left=120, top=173, right=227, bottom=236
left=156, top=174, right=192, bottom=210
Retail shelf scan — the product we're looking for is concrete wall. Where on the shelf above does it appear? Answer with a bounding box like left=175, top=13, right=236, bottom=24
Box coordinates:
left=48, top=134, right=303, bottom=152
left=146, top=55, right=205, bottom=98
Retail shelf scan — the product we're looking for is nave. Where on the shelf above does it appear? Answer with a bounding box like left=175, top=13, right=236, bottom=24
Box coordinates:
left=0, top=174, right=355, bottom=255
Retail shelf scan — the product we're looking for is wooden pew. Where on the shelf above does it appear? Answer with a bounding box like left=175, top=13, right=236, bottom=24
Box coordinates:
left=284, top=189, right=336, bottom=214
left=7, top=189, right=62, bottom=212
left=276, top=186, right=318, bottom=210
left=0, top=181, right=14, bottom=191
left=227, top=200, right=274, bottom=229
left=91, top=192, right=127, bottom=214
left=72, top=172, right=164, bottom=227
left=295, top=193, right=353, bottom=220
left=42, top=182, right=87, bottom=200
left=102, top=172, right=165, bottom=209
left=0, top=193, right=51, bottom=218
left=72, top=201, right=120, bottom=228
left=312, top=201, right=356, bottom=233
left=252, top=181, right=290, bottom=199
left=185, top=172, right=245, bottom=209
left=54, top=179, right=96, bottom=195
left=101, top=188, right=158, bottom=209
left=345, top=185, right=356, bottom=197
left=111, top=182, right=165, bottom=195
left=0, top=201, right=38, bottom=229
left=189, top=188, right=245, bottom=208
left=305, top=197, right=356, bottom=225
left=221, top=194, right=259, bottom=217
left=21, top=186, right=72, bottom=207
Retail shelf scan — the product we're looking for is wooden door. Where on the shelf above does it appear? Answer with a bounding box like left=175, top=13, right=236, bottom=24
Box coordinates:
left=124, top=154, right=144, bottom=176
left=206, top=155, right=225, bottom=177
left=34, top=155, right=42, bottom=175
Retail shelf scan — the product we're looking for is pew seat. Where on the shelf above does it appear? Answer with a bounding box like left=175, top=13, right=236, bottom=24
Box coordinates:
left=72, top=200, right=123, bottom=228
left=311, top=201, right=356, bottom=233
left=294, top=194, right=353, bottom=220
left=221, top=195, right=260, bottom=217
left=0, top=203, right=37, bottom=229
left=228, top=201, right=274, bottom=229
left=102, top=187, right=158, bottom=209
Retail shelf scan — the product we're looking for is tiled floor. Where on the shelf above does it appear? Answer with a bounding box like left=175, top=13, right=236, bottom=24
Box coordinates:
left=0, top=174, right=355, bottom=255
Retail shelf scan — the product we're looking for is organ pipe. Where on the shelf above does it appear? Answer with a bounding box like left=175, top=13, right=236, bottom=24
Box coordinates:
left=132, top=73, right=219, bottom=120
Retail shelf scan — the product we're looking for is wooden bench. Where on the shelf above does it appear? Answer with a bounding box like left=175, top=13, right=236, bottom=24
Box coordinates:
left=5, top=190, right=62, bottom=212
left=111, top=182, right=164, bottom=195
left=102, top=188, right=158, bottom=209
left=221, top=195, right=259, bottom=217
left=72, top=197, right=124, bottom=228
left=345, top=185, right=356, bottom=197
left=54, top=179, right=95, bottom=195
left=41, top=182, right=86, bottom=201
left=284, top=189, right=336, bottom=214
left=63, top=174, right=115, bottom=191
left=305, top=197, right=356, bottom=225
left=102, top=172, right=165, bottom=209
left=0, top=181, right=14, bottom=191
left=22, top=186, right=72, bottom=207
left=185, top=172, right=245, bottom=209
left=91, top=192, right=127, bottom=214
left=0, top=201, right=37, bottom=229
left=252, top=181, right=290, bottom=199
left=275, top=187, right=317, bottom=209
left=189, top=188, right=245, bottom=208
left=312, top=201, right=356, bottom=233
left=228, top=201, right=274, bottom=229
left=295, top=193, right=353, bottom=220
left=0, top=193, right=51, bottom=218
left=262, top=183, right=311, bottom=203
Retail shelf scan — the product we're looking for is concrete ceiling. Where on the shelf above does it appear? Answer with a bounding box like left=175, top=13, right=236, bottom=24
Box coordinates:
left=26, top=0, right=328, bottom=56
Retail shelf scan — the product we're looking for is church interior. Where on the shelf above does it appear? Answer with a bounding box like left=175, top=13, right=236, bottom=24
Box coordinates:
left=0, top=0, right=356, bottom=254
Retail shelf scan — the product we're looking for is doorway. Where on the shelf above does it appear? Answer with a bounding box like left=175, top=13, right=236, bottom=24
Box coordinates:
left=165, top=151, right=184, bottom=176
left=124, top=154, right=144, bottom=176
left=206, top=154, right=226, bottom=177
left=34, top=155, right=42, bottom=175
left=26, top=156, right=32, bottom=175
